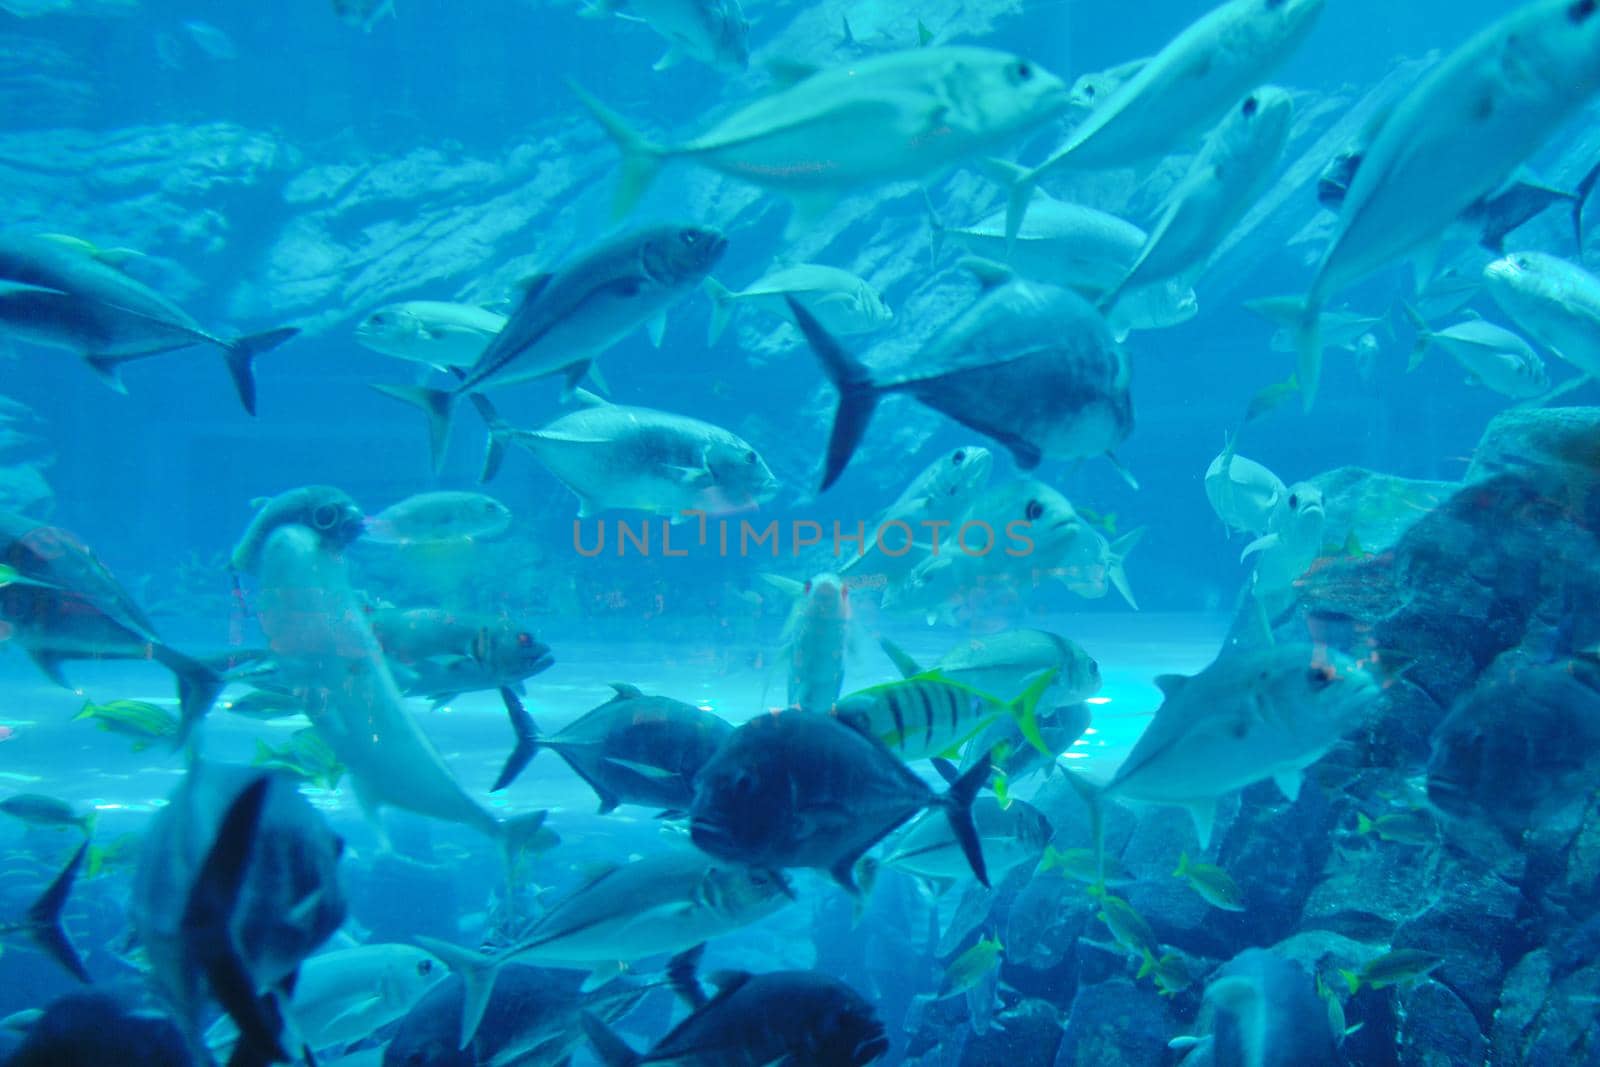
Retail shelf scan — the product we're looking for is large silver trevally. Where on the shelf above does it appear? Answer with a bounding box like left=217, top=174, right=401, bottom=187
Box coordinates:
left=1001, top=0, right=1324, bottom=242
left=354, top=301, right=507, bottom=371
left=1289, top=0, right=1600, bottom=410
left=0, top=511, right=223, bottom=748
left=584, top=0, right=750, bottom=72
left=376, top=225, right=726, bottom=470
left=930, top=188, right=1198, bottom=341
left=789, top=270, right=1133, bottom=492
left=205, top=944, right=445, bottom=1060
left=133, top=764, right=347, bottom=1063
left=689, top=708, right=995, bottom=892
left=416, top=849, right=790, bottom=1047
left=487, top=392, right=778, bottom=520
left=1242, top=481, right=1324, bottom=600
left=704, top=264, right=893, bottom=346
left=1101, top=643, right=1381, bottom=846
left=1404, top=306, right=1551, bottom=400
left=1049, top=524, right=1146, bottom=611
left=252, top=522, right=549, bottom=854
left=1101, top=86, right=1295, bottom=308
left=0, top=234, right=298, bottom=414
left=1483, top=250, right=1600, bottom=381
left=885, top=796, right=1052, bottom=884
left=573, top=46, right=1071, bottom=232
left=1204, top=436, right=1287, bottom=538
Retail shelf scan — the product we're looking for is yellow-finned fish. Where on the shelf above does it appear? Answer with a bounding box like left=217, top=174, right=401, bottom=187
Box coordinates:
left=831, top=668, right=1057, bottom=761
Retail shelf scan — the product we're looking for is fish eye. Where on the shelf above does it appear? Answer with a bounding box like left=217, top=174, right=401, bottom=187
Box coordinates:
left=952, top=450, right=965, bottom=465
left=1083, top=84, right=1096, bottom=98
left=1288, top=493, right=1299, bottom=509
left=1242, top=95, right=1259, bottom=117
left=1025, top=499, right=1044, bottom=521
left=418, top=959, right=435, bottom=975
left=1571, top=0, right=1596, bottom=21
left=369, top=312, right=388, bottom=326
left=1009, top=61, right=1032, bottom=83
left=745, top=450, right=758, bottom=464
left=803, top=580, right=812, bottom=594
left=1307, top=665, right=1335, bottom=689
left=311, top=504, right=341, bottom=530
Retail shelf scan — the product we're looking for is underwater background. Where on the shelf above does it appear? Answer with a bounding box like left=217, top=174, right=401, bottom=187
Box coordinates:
left=2, top=0, right=1600, bottom=1065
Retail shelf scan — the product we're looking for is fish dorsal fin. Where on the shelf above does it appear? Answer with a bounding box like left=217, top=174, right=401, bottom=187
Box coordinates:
left=707, top=969, right=753, bottom=995
left=958, top=257, right=1014, bottom=290
left=570, top=388, right=609, bottom=408
left=878, top=636, right=923, bottom=679
left=608, top=682, right=643, bottom=701
left=517, top=272, right=554, bottom=299
left=1153, top=674, right=1187, bottom=699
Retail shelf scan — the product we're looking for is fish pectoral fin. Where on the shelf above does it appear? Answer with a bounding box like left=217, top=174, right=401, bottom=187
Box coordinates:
left=83, top=355, right=132, bottom=394
left=321, top=995, right=381, bottom=1031
left=0, top=281, right=70, bottom=298
left=646, top=311, right=668, bottom=347
left=602, top=757, right=678, bottom=780
left=664, top=464, right=714, bottom=488
left=1186, top=799, right=1218, bottom=851
left=27, top=650, right=71, bottom=688
left=1272, top=769, right=1303, bottom=802
left=652, top=47, right=683, bottom=71
left=1239, top=533, right=1279, bottom=563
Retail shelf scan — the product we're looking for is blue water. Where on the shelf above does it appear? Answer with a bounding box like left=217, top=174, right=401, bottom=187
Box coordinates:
left=3, top=0, right=1599, bottom=1064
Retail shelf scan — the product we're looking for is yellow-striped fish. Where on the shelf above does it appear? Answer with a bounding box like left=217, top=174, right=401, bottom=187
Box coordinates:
left=831, top=669, right=1056, bottom=760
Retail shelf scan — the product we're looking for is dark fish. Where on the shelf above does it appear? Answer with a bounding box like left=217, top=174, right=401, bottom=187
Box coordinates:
left=583, top=965, right=887, bottom=1067
left=0, top=841, right=91, bottom=983
left=383, top=965, right=647, bottom=1067
left=0, top=234, right=297, bottom=414
left=494, top=682, right=730, bottom=809
left=375, top=225, right=727, bottom=470
left=689, top=707, right=993, bottom=892
left=0, top=512, right=222, bottom=748
left=132, top=765, right=346, bottom=1063
left=786, top=271, right=1132, bottom=492
left=0, top=992, right=192, bottom=1067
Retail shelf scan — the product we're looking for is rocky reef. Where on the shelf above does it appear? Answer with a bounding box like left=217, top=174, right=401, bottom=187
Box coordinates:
left=903, top=407, right=1600, bottom=1066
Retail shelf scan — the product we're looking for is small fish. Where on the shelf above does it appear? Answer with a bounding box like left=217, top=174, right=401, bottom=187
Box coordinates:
left=1355, top=809, right=1438, bottom=846
left=583, top=0, right=750, bottom=72
left=84, top=833, right=140, bottom=880
left=1483, top=250, right=1600, bottom=381
left=942, top=935, right=1003, bottom=996
left=1340, top=948, right=1444, bottom=994
left=842, top=445, right=994, bottom=580
left=1087, top=884, right=1158, bottom=958
left=354, top=301, right=507, bottom=370
left=831, top=669, right=1057, bottom=762
left=73, top=699, right=180, bottom=751
left=1039, top=844, right=1135, bottom=887
left=363, top=491, right=512, bottom=545
left=0, top=794, right=94, bottom=836
left=1138, top=949, right=1192, bottom=996
left=222, top=688, right=306, bottom=721
left=252, top=729, right=345, bottom=791
left=1205, top=434, right=1286, bottom=537
left=767, top=572, right=850, bottom=714
left=1403, top=305, right=1550, bottom=400
left=704, top=264, right=893, bottom=345
left=1173, top=851, right=1246, bottom=911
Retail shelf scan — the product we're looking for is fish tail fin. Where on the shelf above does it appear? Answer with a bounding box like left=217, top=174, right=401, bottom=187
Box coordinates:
left=878, top=636, right=922, bottom=679
left=26, top=842, right=91, bottom=983
left=1136, top=948, right=1157, bottom=980
left=1294, top=301, right=1323, bottom=412
left=568, top=80, right=666, bottom=218
left=785, top=296, right=879, bottom=492
left=1355, top=812, right=1374, bottom=835
left=222, top=327, right=299, bottom=416
left=1339, top=969, right=1362, bottom=996
left=373, top=383, right=455, bottom=473
left=703, top=277, right=736, bottom=346
left=1002, top=168, right=1036, bottom=255
left=153, top=646, right=225, bottom=752
left=936, top=750, right=992, bottom=888
left=1009, top=667, right=1059, bottom=756
left=413, top=936, right=506, bottom=1050
left=1172, top=851, right=1191, bottom=879
left=581, top=1010, right=643, bottom=1067
left=79, top=810, right=97, bottom=838
left=490, top=687, right=541, bottom=791
left=182, top=776, right=289, bottom=1066
left=1107, top=527, right=1146, bottom=612
left=1401, top=301, right=1433, bottom=371
left=464, top=389, right=509, bottom=482
left=1575, top=157, right=1600, bottom=252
